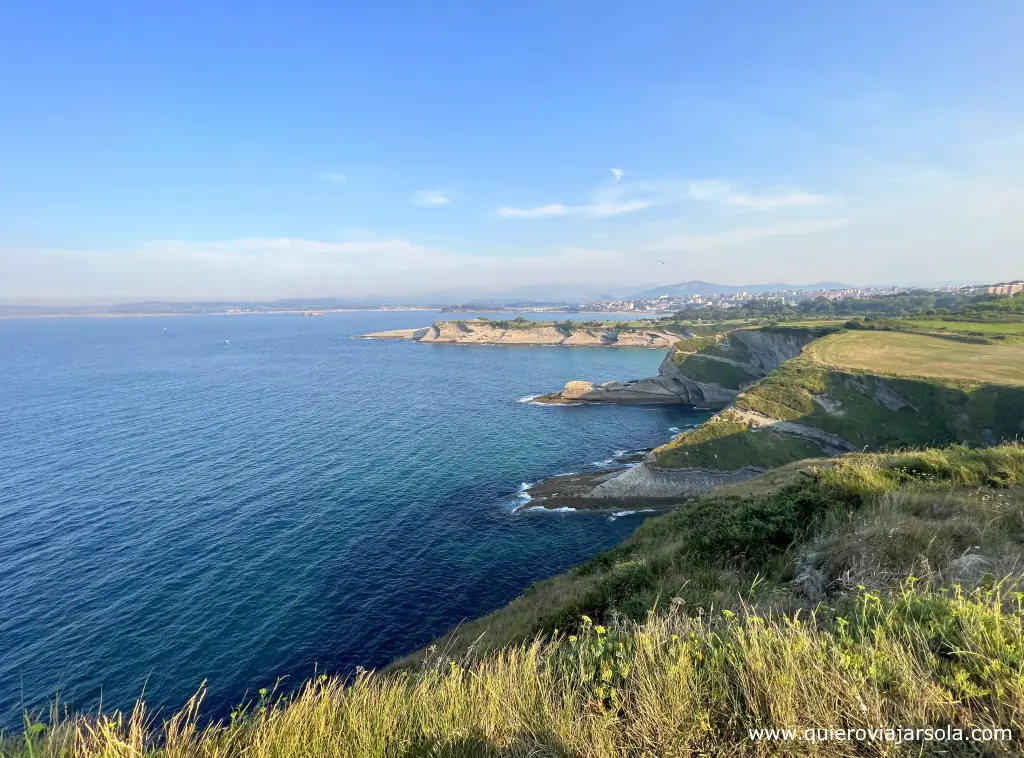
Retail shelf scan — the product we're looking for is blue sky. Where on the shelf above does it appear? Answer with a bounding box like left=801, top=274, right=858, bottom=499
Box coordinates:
left=1, top=1, right=1022, bottom=302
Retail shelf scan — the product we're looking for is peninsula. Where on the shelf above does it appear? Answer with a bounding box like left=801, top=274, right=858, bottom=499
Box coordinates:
left=521, top=316, right=1024, bottom=509
left=360, top=317, right=682, bottom=347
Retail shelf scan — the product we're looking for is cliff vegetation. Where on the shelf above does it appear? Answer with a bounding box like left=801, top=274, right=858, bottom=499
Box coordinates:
left=11, top=445, right=1024, bottom=757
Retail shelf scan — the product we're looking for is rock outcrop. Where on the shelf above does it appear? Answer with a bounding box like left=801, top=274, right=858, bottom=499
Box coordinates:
left=361, top=320, right=682, bottom=347
left=584, top=461, right=765, bottom=499
left=946, top=554, right=1000, bottom=586
left=727, top=408, right=857, bottom=454
left=539, top=327, right=820, bottom=408
left=560, top=380, right=596, bottom=399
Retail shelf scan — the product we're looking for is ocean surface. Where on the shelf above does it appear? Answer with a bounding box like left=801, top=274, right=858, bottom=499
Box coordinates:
left=0, top=311, right=709, bottom=729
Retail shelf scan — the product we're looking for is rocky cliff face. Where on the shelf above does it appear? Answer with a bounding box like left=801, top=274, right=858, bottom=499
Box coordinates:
left=362, top=320, right=681, bottom=347
left=542, top=327, right=821, bottom=407
left=584, top=461, right=765, bottom=499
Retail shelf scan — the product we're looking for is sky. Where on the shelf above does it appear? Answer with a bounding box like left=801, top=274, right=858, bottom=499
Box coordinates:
left=1, top=1, right=1022, bottom=303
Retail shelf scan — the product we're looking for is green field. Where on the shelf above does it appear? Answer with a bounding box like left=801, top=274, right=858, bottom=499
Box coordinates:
left=673, top=353, right=755, bottom=390
left=651, top=326, right=1024, bottom=473
left=902, top=318, right=1024, bottom=336
left=808, top=330, right=1024, bottom=386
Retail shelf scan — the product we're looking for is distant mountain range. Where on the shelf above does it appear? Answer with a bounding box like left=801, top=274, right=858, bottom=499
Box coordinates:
left=627, top=281, right=854, bottom=299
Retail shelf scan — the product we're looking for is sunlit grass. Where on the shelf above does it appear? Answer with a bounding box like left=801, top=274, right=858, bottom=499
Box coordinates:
left=808, top=330, right=1024, bottom=386
left=8, top=445, right=1024, bottom=757
left=8, top=581, right=1024, bottom=757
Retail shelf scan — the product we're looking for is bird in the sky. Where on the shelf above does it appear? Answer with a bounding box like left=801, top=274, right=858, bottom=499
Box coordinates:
left=610, top=168, right=624, bottom=182
left=655, top=260, right=666, bottom=264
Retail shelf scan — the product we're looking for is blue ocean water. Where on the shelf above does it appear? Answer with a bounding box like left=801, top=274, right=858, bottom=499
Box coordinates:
left=0, top=312, right=708, bottom=729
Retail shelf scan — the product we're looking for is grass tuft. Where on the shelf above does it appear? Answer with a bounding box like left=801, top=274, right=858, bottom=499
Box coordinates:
left=8, top=580, right=1024, bottom=756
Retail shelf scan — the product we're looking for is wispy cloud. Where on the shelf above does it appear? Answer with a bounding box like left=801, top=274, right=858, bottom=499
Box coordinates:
left=498, top=175, right=829, bottom=220
left=413, top=189, right=451, bottom=207
left=1, top=238, right=636, bottom=302
left=648, top=218, right=850, bottom=252
left=497, top=200, right=651, bottom=218
left=687, top=180, right=828, bottom=209
left=319, top=173, right=347, bottom=185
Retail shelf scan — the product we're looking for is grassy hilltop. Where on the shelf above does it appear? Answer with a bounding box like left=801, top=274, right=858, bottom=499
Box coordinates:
left=7, top=296, right=1024, bottom=757
left=651, top=323, right=1024, bottom=473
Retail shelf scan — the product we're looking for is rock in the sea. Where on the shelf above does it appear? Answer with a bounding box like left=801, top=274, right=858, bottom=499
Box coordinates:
left=560, top=380, right=596, bottom=399
left=585, top=461, right=763, bottom=498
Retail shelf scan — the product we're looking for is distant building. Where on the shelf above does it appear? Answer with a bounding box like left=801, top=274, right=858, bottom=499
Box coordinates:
left=987, top=281, right=1024, bottom=296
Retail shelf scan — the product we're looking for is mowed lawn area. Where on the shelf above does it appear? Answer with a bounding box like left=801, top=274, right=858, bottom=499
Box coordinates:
left=808, top=330, right=1024, bottom=386
left=902, top=319, right=1024, bottom=336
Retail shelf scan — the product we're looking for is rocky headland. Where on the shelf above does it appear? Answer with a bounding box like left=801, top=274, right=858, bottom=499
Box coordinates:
left=533, top=325, right=823, bottom=407
left=524, top=323, right=1024, bottom=510
left=360, top=318, right=682, bottom=347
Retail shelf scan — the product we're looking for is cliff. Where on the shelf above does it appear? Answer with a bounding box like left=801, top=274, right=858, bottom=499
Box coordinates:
left=360, top=318, right=682, bottom=347
left=536, top=324, right=836, bottom=406
left=388, top=445, right=1024, bottom=731
left=581, top=328, right=1024, bottom=502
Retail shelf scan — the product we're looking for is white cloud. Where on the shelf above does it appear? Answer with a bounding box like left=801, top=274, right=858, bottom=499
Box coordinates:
left=413, top=189, right=451, bottom=207
left=687, top=180, right=829, bottom=208
left=319, top=173, right=347, bottom=185
left=647, top=218, right=850, bottom=252
left=610, top=168, right=624, bottom=182
left=497, top=200, right=651, bottom=218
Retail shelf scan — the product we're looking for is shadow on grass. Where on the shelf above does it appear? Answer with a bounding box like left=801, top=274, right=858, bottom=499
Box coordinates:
left=400, top=730, right=585, bottom=758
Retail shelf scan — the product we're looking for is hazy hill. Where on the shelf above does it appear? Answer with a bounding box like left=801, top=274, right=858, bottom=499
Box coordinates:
left=629, top=280, right=852, bottom=299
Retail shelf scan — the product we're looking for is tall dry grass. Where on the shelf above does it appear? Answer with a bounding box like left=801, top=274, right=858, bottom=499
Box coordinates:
left=6, top=580, right=1024, bottom=757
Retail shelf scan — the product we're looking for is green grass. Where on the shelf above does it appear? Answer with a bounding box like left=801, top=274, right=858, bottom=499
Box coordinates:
left=809, top=330, right=1024, bottom=385
left=654, top=327, right=1024, bottom=476
left=701, top=333, right=752, bottom=362
left=12, top=445, right=1024, bottom=758
left=758, top=322, right=846, bottom=338
left=10, top=584, right=1024, bottom=757
left=677, top=321, right=751, bottom=337
left=902, top=318, right=1024, bottom=336
left=651, top=323, right=1019, bottom=477
left=669, top=332, right=763, bottom=390
left=673, top=354, right=756, bottom=390
left=734, top=353, right=1024, bottom=448
left=468, top=318, right=677, bottom=334
left=671, top=335, right=724, bottom=356
left=650, top=412, right=824, bottom=470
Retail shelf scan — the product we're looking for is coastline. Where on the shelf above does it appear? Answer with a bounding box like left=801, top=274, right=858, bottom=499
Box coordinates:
left=510, top=430, right=696, bottom=514
left=359, top=319, right=684, bottom=348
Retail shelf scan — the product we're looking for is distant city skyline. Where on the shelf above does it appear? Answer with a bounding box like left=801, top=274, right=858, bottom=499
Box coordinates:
left=3, top=279, right=1015, bottom=314
left=1, top=1, right=1023, bottom=303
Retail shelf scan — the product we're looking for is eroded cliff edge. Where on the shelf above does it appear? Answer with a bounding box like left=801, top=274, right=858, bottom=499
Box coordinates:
left=361, top=318, right=682, bottom=347
left=536, top=325, right=829, bottom=407
left=532, top=325, right=1024, bottom=506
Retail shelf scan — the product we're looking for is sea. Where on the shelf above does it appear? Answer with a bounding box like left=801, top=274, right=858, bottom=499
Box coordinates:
left=0, top=311, right=710, bottom=730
